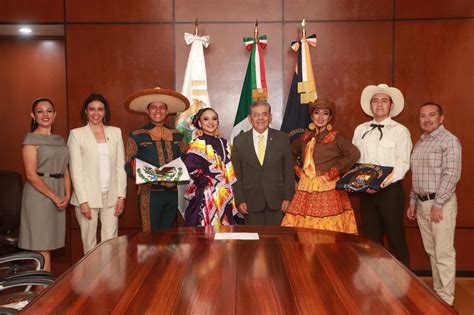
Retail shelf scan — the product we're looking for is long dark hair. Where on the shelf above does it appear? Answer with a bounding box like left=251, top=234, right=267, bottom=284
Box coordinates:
left=31, top=98, right=55, bottom=132
left=80, top=93, right=111, bottom=125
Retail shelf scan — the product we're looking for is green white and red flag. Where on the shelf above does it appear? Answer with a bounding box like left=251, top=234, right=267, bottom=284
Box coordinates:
left=230, top=34, right=268, bottom=142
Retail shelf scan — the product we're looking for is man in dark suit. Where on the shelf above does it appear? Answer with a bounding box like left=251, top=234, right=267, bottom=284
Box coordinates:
left=232, top=100, right=295, bottom=225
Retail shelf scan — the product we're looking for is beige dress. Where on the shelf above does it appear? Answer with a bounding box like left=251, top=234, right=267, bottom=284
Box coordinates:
left=18, top=133, right=69, bottom=250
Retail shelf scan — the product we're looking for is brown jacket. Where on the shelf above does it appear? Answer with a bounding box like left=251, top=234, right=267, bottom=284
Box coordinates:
left=292, top=129, right=360, bottom=176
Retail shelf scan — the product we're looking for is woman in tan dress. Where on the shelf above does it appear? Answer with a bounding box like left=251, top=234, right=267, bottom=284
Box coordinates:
left=18, top=98, right=71, bottom=272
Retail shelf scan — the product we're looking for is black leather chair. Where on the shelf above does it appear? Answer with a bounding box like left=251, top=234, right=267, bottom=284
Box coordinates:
left=0, top=170, right=23, bottom=256
left=0, top=252, right=54, bottom=314
left=0, top=252, right=44, bottom=278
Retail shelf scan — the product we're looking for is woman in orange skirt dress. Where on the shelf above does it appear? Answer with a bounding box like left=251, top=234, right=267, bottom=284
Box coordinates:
left=281, top=98, right=360, bottom=233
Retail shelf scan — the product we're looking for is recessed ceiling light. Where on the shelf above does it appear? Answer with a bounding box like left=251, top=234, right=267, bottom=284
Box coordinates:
left=19, top=27, right=32, bottom=34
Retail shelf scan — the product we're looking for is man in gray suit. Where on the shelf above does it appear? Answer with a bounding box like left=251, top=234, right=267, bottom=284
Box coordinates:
left=232, top=100, right=295, bottom=225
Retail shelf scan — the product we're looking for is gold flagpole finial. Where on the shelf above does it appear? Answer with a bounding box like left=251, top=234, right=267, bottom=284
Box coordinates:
left=254, top=19, right=259, bottom=39
left=194, top=18, right=199, bottom=36
left=301, top=18, right=306, bottom=39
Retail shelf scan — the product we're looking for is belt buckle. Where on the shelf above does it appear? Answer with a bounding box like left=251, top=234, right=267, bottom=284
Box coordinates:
left=418, top=193, right=435, bottom=201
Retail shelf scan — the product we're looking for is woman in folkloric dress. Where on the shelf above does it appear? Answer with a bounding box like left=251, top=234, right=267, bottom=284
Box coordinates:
left=183, top=108, right=241, bottom=226
left=281, top=98, right=360, bottom=234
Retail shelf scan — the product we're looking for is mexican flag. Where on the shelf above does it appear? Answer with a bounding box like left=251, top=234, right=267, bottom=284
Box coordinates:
left=230, top=35, right=268, bottom=143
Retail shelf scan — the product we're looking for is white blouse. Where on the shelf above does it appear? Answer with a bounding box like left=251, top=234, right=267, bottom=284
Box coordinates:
left=97, top=143, right=111, bottom=192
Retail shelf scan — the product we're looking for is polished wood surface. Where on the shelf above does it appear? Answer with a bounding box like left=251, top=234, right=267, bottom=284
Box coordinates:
left=23, top=226, right=453, bottom=314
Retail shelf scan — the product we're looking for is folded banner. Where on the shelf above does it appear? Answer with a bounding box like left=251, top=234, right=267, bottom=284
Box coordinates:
left=336, top=163, right=394, bottom=192
left=136, top=157, right=190, bottom=185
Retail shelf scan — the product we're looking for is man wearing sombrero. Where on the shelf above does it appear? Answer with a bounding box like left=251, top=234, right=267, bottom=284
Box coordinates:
left=352, top=83, right=412, bottom=266
left=125, top=88, right=189, bottom=231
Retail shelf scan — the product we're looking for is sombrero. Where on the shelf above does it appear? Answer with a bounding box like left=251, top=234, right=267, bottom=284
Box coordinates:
left=360, top=83, right=404, bottom=117
left=125, top=87, right=190, bottom=114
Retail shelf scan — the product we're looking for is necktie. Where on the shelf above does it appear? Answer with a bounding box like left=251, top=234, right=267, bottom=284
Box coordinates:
left=258, top=134, right=265, bottom=165
left=362, top=124, right=384, bottom=140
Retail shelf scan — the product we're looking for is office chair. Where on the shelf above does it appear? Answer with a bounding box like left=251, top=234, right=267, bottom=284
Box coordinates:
left=0, top=170, right=23, bottom=256
left=0, top=252, right=44, bottom=277
left=0, top=252, right=54, bottom=314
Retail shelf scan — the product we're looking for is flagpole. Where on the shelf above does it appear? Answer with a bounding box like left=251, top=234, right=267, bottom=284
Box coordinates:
left=301, top=18, right=306, bottom=40
left=231, top=19, right=268, bottom=142
left=281, top=17, right=318, bottom=142
left=177, top=18, right=210, bottom=217
left=254, top=19, right=258, bottom=39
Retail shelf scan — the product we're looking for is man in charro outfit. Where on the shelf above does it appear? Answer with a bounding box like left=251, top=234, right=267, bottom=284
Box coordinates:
left=125, top=88, right=189, bottom=231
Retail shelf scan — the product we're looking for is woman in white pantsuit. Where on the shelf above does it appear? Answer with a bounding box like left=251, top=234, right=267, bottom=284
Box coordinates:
left=68, top=94, right=127, bottom=254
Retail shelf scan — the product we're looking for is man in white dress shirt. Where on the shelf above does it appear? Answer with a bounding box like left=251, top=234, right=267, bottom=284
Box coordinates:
left=352, top=84, right=412, bottom=266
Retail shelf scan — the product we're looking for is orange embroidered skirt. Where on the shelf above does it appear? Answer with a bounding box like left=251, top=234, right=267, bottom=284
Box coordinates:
left=281, top=173, right=358, bottom=234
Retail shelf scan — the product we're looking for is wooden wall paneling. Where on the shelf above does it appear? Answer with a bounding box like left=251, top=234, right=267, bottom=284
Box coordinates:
left=175, top=0, right=282, bottom=22
left=284, top=0, right=393, bottom=21
left=406, top=227, right=431, bottom=270
left=66, top=0, right=173, bottom=22
left=66, top=24, right=175, bottom=131
left=0, top=38, right=67, bottom=174
left=70, top=228, right=83, bottom=263
left=407, top=227, right=474, bottom=272
left=395, top=19, right=474, bottom=226
left=396, top=0, right=474, bottom=19
left=0, top=0, right=64, bottom=23
left=283, top=21, right=393, bottom=140
left=174, top=22, right=283, bottom=138
left=455, top=229, right=474, bottom=270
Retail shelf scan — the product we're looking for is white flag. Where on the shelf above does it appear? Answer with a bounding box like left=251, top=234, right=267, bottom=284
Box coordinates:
left=176, top=32, right=211, bottom=218
left=175, top=33, right=211, bottom=144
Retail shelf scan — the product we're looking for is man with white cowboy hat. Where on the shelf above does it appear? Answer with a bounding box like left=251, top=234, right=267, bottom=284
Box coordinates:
left=352, top=83, right=412, bottom=266
left=125, top=87, right=189, bottom=232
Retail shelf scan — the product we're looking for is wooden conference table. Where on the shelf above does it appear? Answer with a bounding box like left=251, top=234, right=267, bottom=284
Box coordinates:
left=22, top=226, right=453, bottom=314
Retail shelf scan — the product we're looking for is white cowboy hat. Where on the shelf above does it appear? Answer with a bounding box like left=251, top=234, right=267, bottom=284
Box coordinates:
left=360, top=83, right=404, bottom=117
left=125, top=87, right=190, bottom=114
